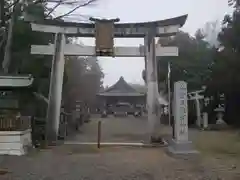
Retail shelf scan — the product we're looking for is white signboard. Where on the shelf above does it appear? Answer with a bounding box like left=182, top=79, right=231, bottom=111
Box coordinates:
left=174, top=81, right=188, bottom=142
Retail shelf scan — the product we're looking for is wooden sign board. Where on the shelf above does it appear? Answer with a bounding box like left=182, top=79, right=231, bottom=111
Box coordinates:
left=95, top=20, right=115, bottom=56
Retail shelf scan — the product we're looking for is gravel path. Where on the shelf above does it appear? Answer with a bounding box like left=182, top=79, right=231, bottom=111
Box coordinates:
left=67, top=116, right=150, bottom=143
left=1, top=116, right=239, bottom=180
left=1, top=145, right=237, bottom=180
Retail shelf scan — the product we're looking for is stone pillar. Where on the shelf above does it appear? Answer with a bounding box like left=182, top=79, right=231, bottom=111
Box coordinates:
left=46, top=33, right=66, bottom=144
left=145, top=29, right=160, bottom=141
left=168, top=81, right=198, bottom=154
left=202, top=112, right=208, bottom=129
left=195, top=98, right=201, bottom=128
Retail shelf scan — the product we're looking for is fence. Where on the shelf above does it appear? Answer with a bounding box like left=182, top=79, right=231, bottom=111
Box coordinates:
left=31, top=112, right=73, bottom=147
left=0, top=110, right=86, bottom=147
left=59, top=111, right=72, bottom=138
left=0, top=116, right=31, bottom=131
left=31, top=117, right=46, bottom=147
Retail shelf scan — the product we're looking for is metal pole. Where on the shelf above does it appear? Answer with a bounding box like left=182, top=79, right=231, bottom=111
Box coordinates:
left=97, top=120, right=101, bottom=149
left=167, top=62, right=171, bottom=126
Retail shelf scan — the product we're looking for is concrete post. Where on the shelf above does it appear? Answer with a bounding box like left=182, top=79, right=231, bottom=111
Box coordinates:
left=46, top=33, right=66, bottom=144
left=145, top=29, right=160, bottom=141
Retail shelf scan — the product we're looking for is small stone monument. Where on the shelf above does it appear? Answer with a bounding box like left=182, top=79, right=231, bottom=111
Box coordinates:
left=202, top=112, right=208, bottom=129
left=214, top=105, right=228, bottom=130
left=215, top=94, right=226, bottom=125
left=202, top=97, right=210, bottom=129
left=215, top=106, right=226, bottom=125
left=168, top=81, right=198, bottom=154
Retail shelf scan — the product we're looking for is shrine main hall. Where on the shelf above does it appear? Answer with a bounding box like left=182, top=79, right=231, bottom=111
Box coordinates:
left=97, top=77, right=146, bottom=107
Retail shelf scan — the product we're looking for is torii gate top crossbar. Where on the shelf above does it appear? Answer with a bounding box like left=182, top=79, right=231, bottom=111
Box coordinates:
left=30, top=15, right=187, bottom=38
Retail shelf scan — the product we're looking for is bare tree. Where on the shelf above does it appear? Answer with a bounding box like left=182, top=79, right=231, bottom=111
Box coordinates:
left=5, top=0, right=99, bottom=21
left=228, top=0, right=240, bottom=7
left=1, top=0, right=99, bottom=71
left=199, top=20, right=221, bottom=48
left=47, top=0, right=98, bottom=19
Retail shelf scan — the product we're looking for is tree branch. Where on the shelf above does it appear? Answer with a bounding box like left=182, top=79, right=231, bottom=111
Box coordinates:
left=45, top=0, right=63, bottom=17
left=54, top=0, right=97, bottom=19
left=6, top=0, right=21, bottom=10
left=33, top=92, right=49, bottom=104
left=0, top=31, right=7, bottom=49
left=6, top=0, right=98, bottom=22
left=47, top=0, right=88, bottom=5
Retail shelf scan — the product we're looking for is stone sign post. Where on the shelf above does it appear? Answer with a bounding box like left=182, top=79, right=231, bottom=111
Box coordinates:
left=174, top=81, right=188, bottom=142
left=168, top=81, right=198, bottom=154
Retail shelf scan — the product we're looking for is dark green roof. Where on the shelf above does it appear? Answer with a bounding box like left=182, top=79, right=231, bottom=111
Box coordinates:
left=98, top=77, right=145, bottom=97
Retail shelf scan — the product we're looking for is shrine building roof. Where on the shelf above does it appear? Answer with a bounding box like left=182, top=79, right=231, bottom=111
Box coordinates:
left=98, top=77, right=145, bottom=97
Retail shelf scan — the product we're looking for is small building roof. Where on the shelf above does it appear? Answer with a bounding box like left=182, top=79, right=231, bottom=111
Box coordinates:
left=98, top=77, right=145, bottom=97
left=0, top=74, right=34, bottom=90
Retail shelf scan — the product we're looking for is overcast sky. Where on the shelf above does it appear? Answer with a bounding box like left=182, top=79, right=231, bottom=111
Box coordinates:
left=56, top=0, right=231, bottom=87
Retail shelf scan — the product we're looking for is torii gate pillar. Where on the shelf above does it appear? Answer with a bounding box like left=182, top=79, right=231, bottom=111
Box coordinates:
left=145, top=30, right=160, bottom=141
left=46, top=33, right=66, bottom=144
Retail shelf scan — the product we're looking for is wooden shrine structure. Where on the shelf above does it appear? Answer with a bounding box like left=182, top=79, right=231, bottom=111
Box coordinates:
left=0, top=75, right=34, bottom=155
left=97, top=76, right=145, bottom=107
left=27, top=14, right=188, bottom=143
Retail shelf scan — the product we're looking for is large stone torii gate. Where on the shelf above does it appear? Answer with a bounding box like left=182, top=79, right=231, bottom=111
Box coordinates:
left=29, top=15, right=187, bottom=144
